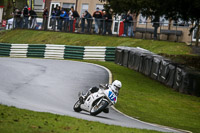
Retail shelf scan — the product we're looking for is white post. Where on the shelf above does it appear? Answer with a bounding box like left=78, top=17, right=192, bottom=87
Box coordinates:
left=0, top=8, right=3, bottom=23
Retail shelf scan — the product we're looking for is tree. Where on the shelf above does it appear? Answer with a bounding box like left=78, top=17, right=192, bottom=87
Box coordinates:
left=100, top=0, right=141, bottom=15
left=164, top=0, right=200, bottom=46
left=100, top=0, right=200, bottom=46
left=15, top=0, right=27, bottom=10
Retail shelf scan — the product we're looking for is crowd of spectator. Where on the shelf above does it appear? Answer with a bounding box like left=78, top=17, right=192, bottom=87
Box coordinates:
left=13, top=6, right=37, bottom=29
left=13, top=5, right=135, bottom=37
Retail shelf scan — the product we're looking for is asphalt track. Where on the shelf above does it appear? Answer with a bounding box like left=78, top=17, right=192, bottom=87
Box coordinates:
left=0, top=58, right=183, bottom=133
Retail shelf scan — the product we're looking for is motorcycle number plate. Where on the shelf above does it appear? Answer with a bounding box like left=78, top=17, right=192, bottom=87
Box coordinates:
left=108, top=91, right=117, bottom=103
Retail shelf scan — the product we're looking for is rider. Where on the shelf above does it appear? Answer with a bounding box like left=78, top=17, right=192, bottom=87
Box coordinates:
left=79, top=80, right=122, bottom=104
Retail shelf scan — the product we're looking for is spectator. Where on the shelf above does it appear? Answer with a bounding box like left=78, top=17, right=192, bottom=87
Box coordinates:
left=122, top=13, right=128, bottom=36
left=42, top=7, right=49, bottom=30
left=103, top=10, right=112, bottom=35
left=14, top=8, right=22, bottom=28
left=127, top=11, right=134, bottom=37
left=50, top=8, right=56, bottom=30
left=84, top=10, right=92, bottom=33
left=55, top=6, right=61, bottom=31
left=29, top=9, right=37, bottom=29
left=152, top=15, right=160, bottom=40
left=99, top=9, right=104, bottom=34
left=22, top=6, right=29, bottom=29
left=69, top=6, right=74, bottom=32
left=81, top=13, right=85, bottom=33
left=93, top=7, right=102, bottom=34
left=72, top=8, right=80, bottom=32
left=63, top=10, right=69, bottom=32
left=59, top=9, right=67, bottom=31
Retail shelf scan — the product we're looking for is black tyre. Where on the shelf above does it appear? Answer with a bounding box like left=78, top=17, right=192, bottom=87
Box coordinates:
left=90, top=100, right=109, bottom=116
left=73, top=100, right=82, bottom=112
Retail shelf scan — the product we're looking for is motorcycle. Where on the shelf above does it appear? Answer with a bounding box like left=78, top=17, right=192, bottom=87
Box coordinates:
left=73, top=85, right=118, bottom=116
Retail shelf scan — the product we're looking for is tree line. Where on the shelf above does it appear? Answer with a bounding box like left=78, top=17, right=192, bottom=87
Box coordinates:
left=100, top=0, right=200, bottom=46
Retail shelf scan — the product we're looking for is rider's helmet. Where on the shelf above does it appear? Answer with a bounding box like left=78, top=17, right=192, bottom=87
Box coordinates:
left=111, top=80, right=122, bottom=95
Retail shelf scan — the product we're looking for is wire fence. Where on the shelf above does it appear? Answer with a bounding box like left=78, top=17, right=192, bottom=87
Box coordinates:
left=5, top=15, right=194, bottom=42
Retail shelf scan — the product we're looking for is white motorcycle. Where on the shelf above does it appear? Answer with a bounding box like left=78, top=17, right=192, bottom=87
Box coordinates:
left=73, top=85, right=118, bottom=116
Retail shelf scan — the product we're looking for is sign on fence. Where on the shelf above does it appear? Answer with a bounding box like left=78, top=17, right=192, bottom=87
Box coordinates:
left=2, top=20, right=6, bottom=27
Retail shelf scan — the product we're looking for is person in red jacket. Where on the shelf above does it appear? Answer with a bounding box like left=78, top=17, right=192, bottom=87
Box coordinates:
left=93, top=7, right=102, bottom=34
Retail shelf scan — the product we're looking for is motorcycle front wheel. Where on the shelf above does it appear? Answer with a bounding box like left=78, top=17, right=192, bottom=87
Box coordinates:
left=73, top=100, right=82, bottom=112
left=90, top=100, right=109, bottom=116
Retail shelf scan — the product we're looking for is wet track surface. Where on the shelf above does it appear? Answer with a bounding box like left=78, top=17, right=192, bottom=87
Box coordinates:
left=0, top=58, right=182, bottom=132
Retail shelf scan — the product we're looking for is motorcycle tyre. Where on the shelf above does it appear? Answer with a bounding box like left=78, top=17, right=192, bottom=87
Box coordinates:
left=73, top=100, right=82, bottom=112
left=90, top=100, right=109, bottom=116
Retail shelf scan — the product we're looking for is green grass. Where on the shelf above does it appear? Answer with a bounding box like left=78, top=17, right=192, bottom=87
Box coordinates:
left=0, top=105, right=161, bottom=133
left=0, top=29, right=191, bottom=55
left=0, top=30, right=200, bottom=132
left=1, top=60, right=199, bottom=132
left=84, top=60, right=200, bottom=133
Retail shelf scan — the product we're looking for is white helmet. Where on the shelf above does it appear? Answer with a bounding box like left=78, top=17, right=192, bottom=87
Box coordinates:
left=111, top=80, right=122, bottom=94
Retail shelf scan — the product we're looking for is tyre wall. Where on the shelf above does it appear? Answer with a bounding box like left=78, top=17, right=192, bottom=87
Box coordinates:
left=115, top=46, right=200, bottom=97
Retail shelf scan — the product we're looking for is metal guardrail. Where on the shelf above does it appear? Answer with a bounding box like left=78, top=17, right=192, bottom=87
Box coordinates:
left=0, top=43, right=115, bottom=61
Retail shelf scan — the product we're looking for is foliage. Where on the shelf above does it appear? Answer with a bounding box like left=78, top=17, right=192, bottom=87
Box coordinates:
left=100, top=0, right=200, bottom=46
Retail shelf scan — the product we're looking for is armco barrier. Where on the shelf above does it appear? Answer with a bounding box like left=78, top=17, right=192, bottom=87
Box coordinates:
left=45, top=44, right=65, bottom=59
left=64, top=45, right=85, bottom=59
left=0, top=43, right=115, bottom=61
left=0, top=43, right=11, bottom=56
left=10, top=44, right=28, bottom=58
left=105, top=47, right=116, bottom=61
left=27, top=44, right=46, bottom=58
left=115, top=46, right=200, bottom=97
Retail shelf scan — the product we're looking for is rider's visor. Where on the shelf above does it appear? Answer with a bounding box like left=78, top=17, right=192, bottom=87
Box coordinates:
left=114, top=85, right=120, bottom=91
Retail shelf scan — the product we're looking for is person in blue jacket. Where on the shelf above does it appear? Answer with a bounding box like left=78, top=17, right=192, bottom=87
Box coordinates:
left=64, top=11, right=69, bottom=32
left=59, top=9, right=67, bottom=31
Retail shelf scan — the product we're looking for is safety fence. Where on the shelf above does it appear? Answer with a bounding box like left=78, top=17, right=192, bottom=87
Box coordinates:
left=115, top=47, right=200, bottom=97
left=0, top=43, right=115, bottom=61
left=6, top=16, right=191, bottom=42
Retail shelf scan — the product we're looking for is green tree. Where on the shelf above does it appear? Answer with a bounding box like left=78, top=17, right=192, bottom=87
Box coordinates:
left=15, top=0, right=27, bottom=10
left=164, top=0, right=200, bottom=46
left=100, top=0, right=200, bottom=46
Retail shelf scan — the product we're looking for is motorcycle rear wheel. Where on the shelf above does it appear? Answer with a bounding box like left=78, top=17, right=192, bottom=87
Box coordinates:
left=90, top=100, right=109, bottom=116
left=73, top=100, right=82, bottom=112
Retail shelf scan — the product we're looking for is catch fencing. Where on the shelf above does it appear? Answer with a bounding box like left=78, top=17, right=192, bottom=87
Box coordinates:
left=115, top=46, right=200, bottom=97
left=0, top=43, right=115, bottom=61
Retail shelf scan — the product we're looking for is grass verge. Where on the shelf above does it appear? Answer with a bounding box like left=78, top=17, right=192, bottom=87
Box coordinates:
left=1, top=60, right=199, bottom=133
left=0, top=30, right=200, bottom=132
left=83, top=60, right=200, bottom=133
left=0, top=104, right=161, bottom=133
left=2, top=29, right=200, bottom=69
left=0, top=29, right=191, bottom=55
